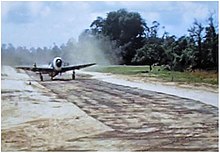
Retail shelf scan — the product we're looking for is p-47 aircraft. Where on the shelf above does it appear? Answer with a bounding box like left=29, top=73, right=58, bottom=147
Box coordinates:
left=16, top=57, right=96, bottom=81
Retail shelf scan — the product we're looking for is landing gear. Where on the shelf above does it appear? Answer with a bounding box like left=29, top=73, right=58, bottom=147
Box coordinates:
left=40, top=73, right=43, bottom=81
left=72, top=70, right=75, bottom=80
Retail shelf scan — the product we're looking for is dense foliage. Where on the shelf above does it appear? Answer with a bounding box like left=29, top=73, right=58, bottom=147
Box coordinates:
left=2, top=9, right=218, bottom=72
left=88, top=9, right=218, bottom=71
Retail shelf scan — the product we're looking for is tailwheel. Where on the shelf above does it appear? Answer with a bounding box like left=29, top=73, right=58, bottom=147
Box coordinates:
left=40, top=73, right=43, bottom=81
left=72, top=70, right=75, bottom=80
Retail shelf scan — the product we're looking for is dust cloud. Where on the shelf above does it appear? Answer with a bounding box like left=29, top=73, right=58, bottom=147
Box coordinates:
left=1, top=36, right=121, bottom=67
left=63, top=37, right=118, bottom=65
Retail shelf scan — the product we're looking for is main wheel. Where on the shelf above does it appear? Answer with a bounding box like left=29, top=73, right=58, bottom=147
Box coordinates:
left=40, top=74, right=43, bottom=81
left=72, top=71, right=75, bottom=80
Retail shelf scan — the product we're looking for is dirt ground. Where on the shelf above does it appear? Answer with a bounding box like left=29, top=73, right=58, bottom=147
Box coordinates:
left=115, top=74, right=218, bottom=93
left=1, top=66, right=219, bottom=151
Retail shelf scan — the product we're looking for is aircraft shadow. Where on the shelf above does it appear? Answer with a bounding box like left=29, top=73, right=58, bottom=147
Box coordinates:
left=37, top=78, right=92, bottom=82
left=51, top=78, right=72, bottom=81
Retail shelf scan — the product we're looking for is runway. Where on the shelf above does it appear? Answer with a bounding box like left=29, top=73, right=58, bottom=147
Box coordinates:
left=1, top=66, right=218, bottom=151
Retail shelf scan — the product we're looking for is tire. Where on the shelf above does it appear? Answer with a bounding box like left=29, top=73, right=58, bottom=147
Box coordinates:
left=40, top=74, right=43, bottom=81
left=72, top=74, right=75, bottom=80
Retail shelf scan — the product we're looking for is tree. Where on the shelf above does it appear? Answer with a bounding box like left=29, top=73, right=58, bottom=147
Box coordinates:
left=188, top=19, right=204, bottom=69
left=132, top=42, right=164, bottom=69
left=90, top=17, right=105, bottom=36
left=51, top=43, right=61, bottom=58
left=172, top=36, right=197, bottom=71
left=90, top=9, right=147, bottom=64
left=148, top=21, right=160, bottom=38
left=203, top=14, right=218, bottom=70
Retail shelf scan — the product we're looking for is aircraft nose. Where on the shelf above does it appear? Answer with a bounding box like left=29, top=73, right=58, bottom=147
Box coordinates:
left=56, top=59, right=62, bottom=67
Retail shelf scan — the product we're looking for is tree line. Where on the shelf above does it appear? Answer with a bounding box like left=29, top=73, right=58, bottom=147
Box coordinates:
left=87, top=9, right=218, bottom=71
left=2, top=9, right=218, bottom=72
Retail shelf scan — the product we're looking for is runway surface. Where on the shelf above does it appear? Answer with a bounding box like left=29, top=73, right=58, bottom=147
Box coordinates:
left=1, top=66, right=218, bottom=151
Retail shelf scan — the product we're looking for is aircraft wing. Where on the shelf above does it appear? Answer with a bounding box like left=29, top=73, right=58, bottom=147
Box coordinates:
left=61, top=63, right=96, bottom=72
left=16, top=66, right=53, bottom=73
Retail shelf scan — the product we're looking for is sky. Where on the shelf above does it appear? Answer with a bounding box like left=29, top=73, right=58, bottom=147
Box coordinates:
left=1, top=1, right=219, bottom=48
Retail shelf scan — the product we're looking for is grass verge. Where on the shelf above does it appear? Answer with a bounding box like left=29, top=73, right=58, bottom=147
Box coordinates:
left=87, top=65, right=218, bottom=85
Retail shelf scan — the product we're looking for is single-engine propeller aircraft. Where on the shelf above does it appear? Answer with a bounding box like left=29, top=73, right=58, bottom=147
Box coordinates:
left=16, top=57, right=96, bottom=81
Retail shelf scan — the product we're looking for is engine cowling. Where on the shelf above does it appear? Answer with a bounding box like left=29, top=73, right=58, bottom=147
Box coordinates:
left=52, top=57, right=63, bottom=71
